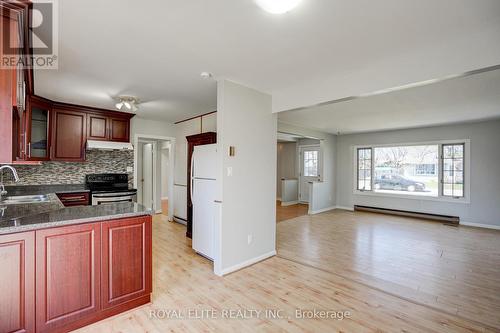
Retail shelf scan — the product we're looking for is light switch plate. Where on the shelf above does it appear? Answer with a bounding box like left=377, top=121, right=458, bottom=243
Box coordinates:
left=227, top=167, right=233, bottom=177
left=126, top=166, right=133, bottom=173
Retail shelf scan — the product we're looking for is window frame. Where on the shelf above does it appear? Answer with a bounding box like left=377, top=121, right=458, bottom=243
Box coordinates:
left=352, top=139, right=470, bottom=203
left=441, top=143, right=465, bottom=198
left=303, top=150, right=319, bottom=177
left=356, top=147, right=372, bottom=191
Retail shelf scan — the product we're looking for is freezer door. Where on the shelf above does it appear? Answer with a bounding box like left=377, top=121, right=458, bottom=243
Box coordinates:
left=193, top=144, right=217, bottom=179
left=192, top=178, right=216, bottom=259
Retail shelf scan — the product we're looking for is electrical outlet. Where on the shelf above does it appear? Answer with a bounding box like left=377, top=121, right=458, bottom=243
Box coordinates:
left=247, top=234, right=252, bottom=245
left=227, top=167, right=233, bottom=177
left=126, top=166, right=133, bottom=173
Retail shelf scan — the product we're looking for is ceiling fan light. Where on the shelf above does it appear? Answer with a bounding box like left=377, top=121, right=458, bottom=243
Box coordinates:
left=255, top=0, right=302, bottom=14
left=123, top=101, right=132, bottom=109
left=115, top=102, right=124, bottom=110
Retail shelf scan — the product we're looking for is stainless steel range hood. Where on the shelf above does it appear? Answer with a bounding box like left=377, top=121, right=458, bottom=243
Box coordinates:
left=86, top=140, right=133, bottom=151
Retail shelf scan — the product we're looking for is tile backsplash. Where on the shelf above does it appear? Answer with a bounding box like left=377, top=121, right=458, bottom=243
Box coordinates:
left=1, top=150, right=134, bottom=186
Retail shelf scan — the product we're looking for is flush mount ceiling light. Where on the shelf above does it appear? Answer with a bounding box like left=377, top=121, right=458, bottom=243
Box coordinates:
left=200, top=71, right=213, bottom=79
left=255, top=0, right=302, bottom=14
left=115, top=96, right=139, bottom=112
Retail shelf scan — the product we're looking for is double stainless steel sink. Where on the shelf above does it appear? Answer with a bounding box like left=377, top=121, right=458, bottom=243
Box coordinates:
left=0, top=194, right=50, bottom=205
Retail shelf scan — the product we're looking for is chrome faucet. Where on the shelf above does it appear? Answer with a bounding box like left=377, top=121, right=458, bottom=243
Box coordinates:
left=0, top=165, right=20, bottom=201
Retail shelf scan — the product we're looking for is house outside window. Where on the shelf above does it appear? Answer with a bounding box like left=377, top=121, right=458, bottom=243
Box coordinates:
left=355, top=141, right=468, bottom=201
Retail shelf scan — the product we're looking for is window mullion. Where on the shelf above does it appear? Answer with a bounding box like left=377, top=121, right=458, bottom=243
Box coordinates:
left=370, top=147, right=374, bottom=192
left=438, top=144, right=443, bottom=197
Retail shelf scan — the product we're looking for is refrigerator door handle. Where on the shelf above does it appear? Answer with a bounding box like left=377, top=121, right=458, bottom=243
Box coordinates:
left=190, top=151, right=195, bottom=201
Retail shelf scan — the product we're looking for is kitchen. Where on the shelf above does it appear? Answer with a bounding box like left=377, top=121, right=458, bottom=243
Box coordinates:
left=0, top=3, right=221, bottom=332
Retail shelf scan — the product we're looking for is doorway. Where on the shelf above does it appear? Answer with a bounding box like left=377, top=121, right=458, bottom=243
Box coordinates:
left=140, top=142, right=154, bottom=210
left=160, top=142, right=170, bottom=216
left=134, top=134, right=175, bottom=220
left=299, top=145, right=321, bottom=203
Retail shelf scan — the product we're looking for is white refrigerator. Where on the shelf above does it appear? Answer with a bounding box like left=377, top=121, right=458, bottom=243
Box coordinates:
left=191, top=144, right=217, bottom=260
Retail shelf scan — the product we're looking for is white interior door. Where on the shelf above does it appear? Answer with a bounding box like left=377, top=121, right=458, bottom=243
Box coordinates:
left=142, top=143, right=154, bottom=210
left=299, top=146, right=321, bottom=203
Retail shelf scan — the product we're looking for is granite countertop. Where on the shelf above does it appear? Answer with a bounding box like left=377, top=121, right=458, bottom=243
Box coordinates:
left=0, top=202, right=152, bottom=235
left=0, top=184, right=151, bottom=235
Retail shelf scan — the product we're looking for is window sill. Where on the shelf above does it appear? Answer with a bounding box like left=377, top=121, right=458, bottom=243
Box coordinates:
left=353, top=190, right=470, bottom=204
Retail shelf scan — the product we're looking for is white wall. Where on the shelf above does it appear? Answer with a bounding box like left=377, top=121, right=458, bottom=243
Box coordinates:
left=173, top=112, right=216, bottom=222
left=215, top=80, right=277, bottom=275
left=276, top=142, right=297, bottom=198
left=131, top=117, right=176, bottom=138
left=335, top=119, right=500, bottom=227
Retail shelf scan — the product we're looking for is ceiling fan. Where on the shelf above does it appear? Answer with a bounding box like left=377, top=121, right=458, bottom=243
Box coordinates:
left=114, top=96, right=140, bottom=112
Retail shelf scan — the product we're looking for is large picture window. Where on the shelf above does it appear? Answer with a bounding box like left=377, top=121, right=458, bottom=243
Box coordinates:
left=373, top=145, right=439, bottom=197
left=355, top=141, right=467, bottom=200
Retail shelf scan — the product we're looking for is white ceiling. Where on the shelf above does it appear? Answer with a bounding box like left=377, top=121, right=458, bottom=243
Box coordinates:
left=33, top=0, right=500, bottom=122
left=278, top=68, right=500, bottom=134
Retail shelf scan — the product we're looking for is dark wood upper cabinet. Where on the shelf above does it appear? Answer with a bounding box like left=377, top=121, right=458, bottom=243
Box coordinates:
left=87, top=114, right=109, bottom=141
left=87, top=114, right=131, bottom=142
left=109, top=117, right=130, bottom=142
left=51, top=107, right=87, bottom=161
left=35, top=223, right=101, bottom=333
left=0, top=231, right=35, bottom=333
left=101, top=216, right=152, bottom=309
left=0, top=2, right=32, bottom=164
left=24, top=95, right=52, bottom=161
left=186, top=132, right=217, bottom=238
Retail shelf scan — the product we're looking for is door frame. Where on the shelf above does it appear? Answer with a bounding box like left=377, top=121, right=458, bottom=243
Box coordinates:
left=298, top=144, right=321, bottom=203
left=139, top=141, right=155, bottom=210
left=134, top=134, right=176, bottom=220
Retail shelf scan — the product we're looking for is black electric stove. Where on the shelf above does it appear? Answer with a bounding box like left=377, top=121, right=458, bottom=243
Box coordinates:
left=85, top=174, right=137, bottom=205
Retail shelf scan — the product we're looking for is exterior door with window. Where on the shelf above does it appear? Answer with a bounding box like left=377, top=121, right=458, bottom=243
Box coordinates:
left=299, top=146, right=320, bottom=202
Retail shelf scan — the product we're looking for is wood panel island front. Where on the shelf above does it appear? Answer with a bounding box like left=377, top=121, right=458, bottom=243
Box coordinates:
left=0, top=202, right=152, bottom=333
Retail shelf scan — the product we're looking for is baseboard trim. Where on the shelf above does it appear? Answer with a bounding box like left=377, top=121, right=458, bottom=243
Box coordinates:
left=219, top=250, right=276, bottom=276
left=308, top=206, right=336, bottom=215
left=459, top=221, right=500, bottom=230
left=173, top=216, right=187, bottom=225
left=334, top=205, right=355, bottom=211
left=281, top=200, right=299, bottom=206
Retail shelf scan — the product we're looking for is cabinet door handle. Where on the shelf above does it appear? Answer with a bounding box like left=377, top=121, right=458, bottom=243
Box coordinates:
left=61, top=196, right=86, bottom=201
left=62, top=198, right=86, bottom=202
left=27, top=142, right=31, bottom=158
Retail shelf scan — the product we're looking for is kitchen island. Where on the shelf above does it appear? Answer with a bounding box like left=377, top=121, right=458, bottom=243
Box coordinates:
left=0, top=190, right=153, bottom=333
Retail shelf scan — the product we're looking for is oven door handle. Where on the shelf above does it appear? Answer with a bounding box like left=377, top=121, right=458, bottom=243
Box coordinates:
left=92, top=192, right=137, bottom=198
left=93, top=196, right=135, bottom=203
left=96, top=198, right=134, bottom=204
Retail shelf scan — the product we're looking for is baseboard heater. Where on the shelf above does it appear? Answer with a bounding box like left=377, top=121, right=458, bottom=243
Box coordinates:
left=354, top=205, right=459, bottom=224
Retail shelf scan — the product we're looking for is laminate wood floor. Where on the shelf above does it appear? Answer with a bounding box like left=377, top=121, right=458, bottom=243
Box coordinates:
left=161, top=199, right=168, bottom=216
left=276, top=200, right=309, bottom=222
left=74, top=213, right=500, bottom=333
left=277, top=209, right=500, bottom=330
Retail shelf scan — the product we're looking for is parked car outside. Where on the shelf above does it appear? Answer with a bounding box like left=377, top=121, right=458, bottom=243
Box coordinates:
left=374, top=174, right=426, bottom=192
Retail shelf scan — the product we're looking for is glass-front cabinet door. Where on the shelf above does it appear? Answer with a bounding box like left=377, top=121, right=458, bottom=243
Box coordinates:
left=26, top=96, right=51, bottom=160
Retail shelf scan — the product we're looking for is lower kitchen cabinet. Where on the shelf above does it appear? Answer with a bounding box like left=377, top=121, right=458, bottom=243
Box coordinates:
left=35, top=223, right=101, bottom=333
left=0, top=215, right=152, bottom=333
left=55, top=192, right=90, bottom=207
left=0, top=232, right=35, bottom=333
left=101, top=216, right=152, bottom=309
